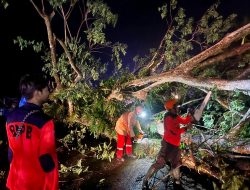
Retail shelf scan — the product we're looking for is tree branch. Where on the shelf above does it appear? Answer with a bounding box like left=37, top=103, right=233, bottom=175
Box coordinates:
left=57, top=38, right=83, bottom=83
left=196, top=43, right=250, bottom=71
left=226, top=108, right=250, bottom=139
left=30, top=0, right=44, bottom=18
left=29, top=0, right=62, bottom=89
left=175, top=23, right=250, bottom=74
left=235, top=65, right=250, bottom=80
left=128, top=72, right=250, bottom=100
left=107, top=24, right=250, bottom=101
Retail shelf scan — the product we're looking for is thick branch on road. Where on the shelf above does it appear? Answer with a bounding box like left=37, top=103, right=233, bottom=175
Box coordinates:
left=181, top=152, right=221, bottom=181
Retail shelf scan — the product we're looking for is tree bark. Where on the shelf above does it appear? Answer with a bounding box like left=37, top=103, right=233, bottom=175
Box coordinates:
left=130, top=73, right=250, bottom=100
left=30, top=0, right=62, bottom=89
left=195, top=43, right=250, bottom=71
left=175, top=23, right=250, bottom=74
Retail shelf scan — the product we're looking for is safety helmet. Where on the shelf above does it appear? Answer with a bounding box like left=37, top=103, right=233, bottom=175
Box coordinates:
left=164, top=99, right=177, bottom=110
left=135, top=106, right=143, bottom=115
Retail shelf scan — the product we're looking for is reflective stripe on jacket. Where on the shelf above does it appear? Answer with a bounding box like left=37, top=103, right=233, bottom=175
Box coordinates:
left=115, top=111, right=137, bottom=137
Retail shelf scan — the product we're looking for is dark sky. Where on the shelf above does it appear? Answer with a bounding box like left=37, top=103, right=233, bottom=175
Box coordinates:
left=0, top=0, right=249, bottom=98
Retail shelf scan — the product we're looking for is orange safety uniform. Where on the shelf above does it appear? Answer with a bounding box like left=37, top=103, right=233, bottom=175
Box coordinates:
left=115, top=111, right=141, bottom=158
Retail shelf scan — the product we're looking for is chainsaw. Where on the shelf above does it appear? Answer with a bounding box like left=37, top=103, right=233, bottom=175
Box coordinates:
left=193, top=91, right=212, bottom=121
left=156, top=91, right=212, bottom=135
left=133, top=133, right=148, bottom=143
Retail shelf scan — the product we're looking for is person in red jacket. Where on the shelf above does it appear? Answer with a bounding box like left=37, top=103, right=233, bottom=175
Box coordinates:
left=115, top=106, right=145, bottom=162
left=142, top=99, right=194, bottom=189
left=5, top=74, right=58, bottom=190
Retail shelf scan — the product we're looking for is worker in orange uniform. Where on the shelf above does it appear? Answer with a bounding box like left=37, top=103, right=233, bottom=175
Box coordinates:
left=142, top=99, right=194, bottom=189
left=115, top=106, right=145, bottom=162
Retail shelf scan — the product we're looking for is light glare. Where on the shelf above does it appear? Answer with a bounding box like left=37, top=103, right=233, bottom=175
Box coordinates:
left=138, top=111, right=146, bottom=118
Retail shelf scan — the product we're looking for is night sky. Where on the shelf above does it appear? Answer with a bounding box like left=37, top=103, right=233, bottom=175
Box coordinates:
left=0, top=0, right=249, bottom=98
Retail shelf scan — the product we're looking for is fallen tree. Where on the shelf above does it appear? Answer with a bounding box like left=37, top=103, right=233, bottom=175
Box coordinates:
left=106, top=4, right=250, bottom=185
left=108, top=23, right=250, bottom=101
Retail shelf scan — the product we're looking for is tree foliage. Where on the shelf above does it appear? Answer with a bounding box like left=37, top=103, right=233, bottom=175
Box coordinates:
left=109, top=1, right=250, bottom=139
left=9, top=0, right=249, bottom=157
left=13, top=0, right=129, bottom=141
left=2, top=3, right=250, bottom=185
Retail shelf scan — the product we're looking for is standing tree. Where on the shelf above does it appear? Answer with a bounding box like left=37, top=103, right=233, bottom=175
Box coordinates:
left=13, top=0, right=129, bottom=140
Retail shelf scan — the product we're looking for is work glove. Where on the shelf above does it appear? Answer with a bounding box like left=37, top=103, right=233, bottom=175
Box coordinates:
left=139, top=129, right=145, bottom=135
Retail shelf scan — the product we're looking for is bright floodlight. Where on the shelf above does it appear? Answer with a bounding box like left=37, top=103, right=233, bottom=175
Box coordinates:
left=138, top=111, right=147, bottom=118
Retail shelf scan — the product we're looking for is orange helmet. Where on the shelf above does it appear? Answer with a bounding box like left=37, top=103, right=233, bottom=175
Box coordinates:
left=164, top=99, right=177, bottom=110
left=135, top=106, right=143, bottom=115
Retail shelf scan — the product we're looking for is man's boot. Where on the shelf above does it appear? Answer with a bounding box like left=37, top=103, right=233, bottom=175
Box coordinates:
left=142, top=166, right=157, bottom=189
